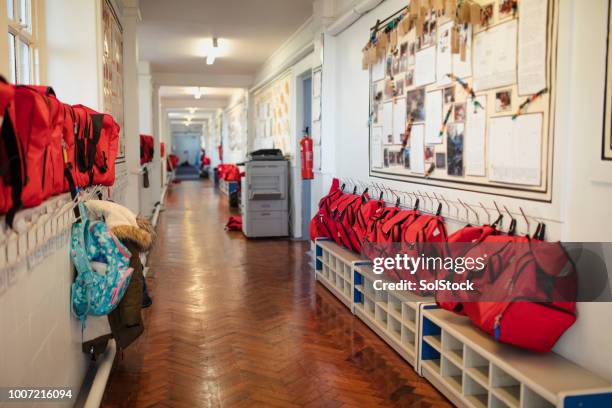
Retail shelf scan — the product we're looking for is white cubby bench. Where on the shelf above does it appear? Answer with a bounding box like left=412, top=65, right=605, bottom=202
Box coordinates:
left=420, top=308, right=612, bottom=408
left=314, top=238, right=434, bottom=368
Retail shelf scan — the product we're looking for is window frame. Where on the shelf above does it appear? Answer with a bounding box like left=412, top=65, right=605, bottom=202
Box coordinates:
left=6, top=0, right=42, bottom=84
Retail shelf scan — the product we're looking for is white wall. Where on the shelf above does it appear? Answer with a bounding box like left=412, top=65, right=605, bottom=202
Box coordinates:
left=0, top=232, right=87, bottom=406
left=324, top=0, right=612, bottom=381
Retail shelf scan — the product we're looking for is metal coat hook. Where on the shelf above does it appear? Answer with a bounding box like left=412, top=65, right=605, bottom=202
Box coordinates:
left=519, top=207, right=530, bottom=236
left=465, top=201, right=480, bottom=225
left=492, top=201, right=504, bottom=228
left=479, top=202, right=491, bottom=225
left=457, top=198, right=470, bottom=223
left=503, top=205, right=517, bottom=235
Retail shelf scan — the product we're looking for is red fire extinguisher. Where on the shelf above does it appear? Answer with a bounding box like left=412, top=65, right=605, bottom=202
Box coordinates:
left=300, top=128, right=314, bottom=180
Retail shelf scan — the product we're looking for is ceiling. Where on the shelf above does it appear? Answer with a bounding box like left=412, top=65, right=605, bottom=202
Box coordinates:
left=138, top=0, right=314, bottom=76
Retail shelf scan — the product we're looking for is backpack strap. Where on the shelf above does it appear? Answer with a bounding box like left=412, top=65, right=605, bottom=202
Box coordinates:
left=1, top=108, right=25, bottom=228
left=90, top=114, right=108, bottom=174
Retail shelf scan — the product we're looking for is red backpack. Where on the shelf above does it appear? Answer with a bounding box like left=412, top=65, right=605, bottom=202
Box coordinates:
left=140, top=134, right=154, bottom=165
left=351, top=198, right=385, bottom=253
left=29, top=86, right=65, bottom=196
left=329, top=192, right=362, bottom=248
left=461, top=237, right=576, bottom=352
left=361, top=206, right=400, bottom=260
left=398, top=214, right=448, bottom=294
left=74, top=105, right=120, bottom=186
left=225, top=215, right=242, bottom=231
left=66, top=104, right=95, bottom=188
left=12, top=85, right=55, bottom=209
left=309, top=178, right=343, bottom=241
left=337, top=192, right=371, bottom=252
left=0, top=79, right=20, bottom=219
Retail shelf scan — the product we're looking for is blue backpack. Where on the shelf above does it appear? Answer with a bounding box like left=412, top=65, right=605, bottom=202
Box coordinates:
left=70, top=201, right=133, bottom=325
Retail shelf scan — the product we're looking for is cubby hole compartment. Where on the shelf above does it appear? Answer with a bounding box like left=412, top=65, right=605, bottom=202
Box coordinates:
left=441, top=356, right=463, bottom=395
left=401, top=324, right=415, bottom=348
left=335, top=270, right=344, bottom=289
left=343, top=264, right=351, bottom=280
left=364, top=278, right=375, bottom=297
left=442, top=331, right=464, bottom=367
left=322, top=250, right=329, bottom=264
left=322, top=264, right=330, bottom=280
left=490, top=393, right=511, bottom=408
left=328, top=255, right=337, bottom=270
left=374, top=290, right=388, bottom=310
left=402, top=303, right=417, bottom=331
left=490, top=365, right=520, bottom=408
left=522, top=386, right=554, bottom=408
left=354, top=272, right=364, bottom=292
left=464, top=372, right=489, bottom=408
left=343, top=280, right=351, bottom=298
left=388, top=293, right=403, bottom=320
left=365, top=297, right=376, bottom=318
left=422, top=316, right=442, bottom=352
left=464, top=346, right=490, bottom=389
left=375, top=304, right=388, bottom=327
left=388, top=315, right=402, bottom=341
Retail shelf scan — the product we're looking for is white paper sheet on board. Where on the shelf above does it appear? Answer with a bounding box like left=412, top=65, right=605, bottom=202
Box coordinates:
left=518, top=0, right=548, bottom=95
left=410, top=124, right=426, bottom=174
left=382, top=101, right=393, bottom=144
left=488, top=113, right=542, bottom=186
left=313, top=70, right=322, bottom=98
left=312, top=96, right=321, bottom=121
left=465, top=96, right=487, bottom=176
left=415, top=46, right=437, bottom=87
left=392, top=98, right=407, bottom=145
left=473, top=20, right=518, bottom=91
left=453, top=25, right=473, bottom=79
left=372, top=58, right=385, bottom=82
left=437, top=22, right=453, bottom=87
left=371, top=127, right=384, bottom=168
left=312, top=120, right=321, bottom=145
left=313, top=144, right=322, bottom=171
left=425, top=90, right=443, bottom=145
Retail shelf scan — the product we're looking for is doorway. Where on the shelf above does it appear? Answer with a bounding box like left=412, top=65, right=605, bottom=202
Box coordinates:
left=300, top=76, right=312, bottom=241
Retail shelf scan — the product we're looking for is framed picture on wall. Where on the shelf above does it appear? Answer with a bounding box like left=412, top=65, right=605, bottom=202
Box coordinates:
left=603, top=0, right=612, bottom=160
left=102, top=0, right=125, bottom=160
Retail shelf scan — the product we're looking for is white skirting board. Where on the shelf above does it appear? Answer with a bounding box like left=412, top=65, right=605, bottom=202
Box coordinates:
left=74, top=340, right=117, bottom=408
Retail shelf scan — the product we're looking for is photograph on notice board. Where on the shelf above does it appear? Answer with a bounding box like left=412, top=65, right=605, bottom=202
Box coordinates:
left=395, top=78, right=405, bottom=97
left=495, top=89, right=513, bottom=112
left=454, top=103, right=466, bottom=122
left=443, top=86, right=455, bottom=104
left=406, top=69, right=414, bottom=87
left=403, top=148, right=411, bottom=169
left=499, top=0, right=516, bottom=19
left=384, top=79, right=395, bottom=100
left=435, top=152, right=446, bottom=169
left=408, top=42, right=416, bottom=65
left=407, top=88, right=426, bottom=122
left=447, top=123, right=464, bottom=176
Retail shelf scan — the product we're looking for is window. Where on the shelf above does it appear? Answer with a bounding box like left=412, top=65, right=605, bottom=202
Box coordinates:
left=7, top=0, right=39, bottom=84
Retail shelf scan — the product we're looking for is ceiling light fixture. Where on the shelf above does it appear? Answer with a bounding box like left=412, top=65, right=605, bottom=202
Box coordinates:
left=189, top=107, right=196, bottom=115
left=206, top=37, right=219, bottom=65
left=194, top=87, right=205, bottom=99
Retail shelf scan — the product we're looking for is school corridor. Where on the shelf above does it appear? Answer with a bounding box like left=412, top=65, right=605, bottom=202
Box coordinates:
left=100, top=180, right=450, bottom=408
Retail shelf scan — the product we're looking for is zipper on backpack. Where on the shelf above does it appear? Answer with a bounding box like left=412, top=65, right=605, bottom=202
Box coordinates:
left=41, top=146, right=49, bottom=187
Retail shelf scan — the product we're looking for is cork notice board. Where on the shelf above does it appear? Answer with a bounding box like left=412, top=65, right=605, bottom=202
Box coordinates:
left=368, top=0, right=558, bottom=202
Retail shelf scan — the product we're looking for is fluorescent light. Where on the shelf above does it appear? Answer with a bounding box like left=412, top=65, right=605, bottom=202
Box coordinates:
left=206, top=38, right=219, bottom=65
left=193, top=87, right=205, bottom=99
left=189, top=108, right=196, bottom=115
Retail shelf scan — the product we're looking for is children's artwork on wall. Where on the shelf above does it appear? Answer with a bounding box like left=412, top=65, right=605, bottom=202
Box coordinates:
left=367, top=0, right=558, bottom=201
left=102, top=0, right=125, bottom=160
left=253, top=72, right=292, bottom=153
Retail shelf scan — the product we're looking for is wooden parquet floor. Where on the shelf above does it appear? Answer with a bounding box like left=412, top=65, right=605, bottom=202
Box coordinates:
left=101, top=180, right=452, bottom=408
